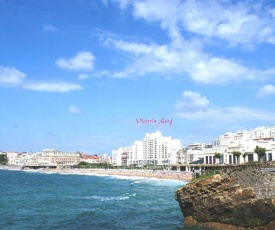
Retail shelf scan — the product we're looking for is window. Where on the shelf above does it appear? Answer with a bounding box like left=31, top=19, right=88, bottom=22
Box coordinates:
left=268, top=153, right=272, bottom=161
left=248, top=154, right=254, bottom=162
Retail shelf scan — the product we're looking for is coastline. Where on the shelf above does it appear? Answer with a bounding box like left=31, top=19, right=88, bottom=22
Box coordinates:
left=41, top=168, right=192, bottom=182
left=0, top=165, right=192, bottom=182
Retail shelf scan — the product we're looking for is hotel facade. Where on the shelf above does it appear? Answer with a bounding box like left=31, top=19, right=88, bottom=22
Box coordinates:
left=112, top=131, right=182, bottom=166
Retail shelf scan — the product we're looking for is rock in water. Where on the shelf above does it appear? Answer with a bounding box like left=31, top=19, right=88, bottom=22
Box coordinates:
left=175, top=173, right=275, bottom=229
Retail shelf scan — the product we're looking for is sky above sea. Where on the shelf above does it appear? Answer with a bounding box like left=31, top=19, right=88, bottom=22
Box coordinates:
left=1, top=0, right=275, bottom=155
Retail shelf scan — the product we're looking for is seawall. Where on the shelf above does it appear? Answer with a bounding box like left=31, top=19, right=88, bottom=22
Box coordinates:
left=230, top=168, right=275, bottom=199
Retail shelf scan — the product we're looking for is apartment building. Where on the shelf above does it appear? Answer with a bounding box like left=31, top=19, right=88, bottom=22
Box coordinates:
left=112, top=131, right=182, bottom=166
left=128, top=141, right=143, bottom=166
left=112, top=147, right=127, bottom=166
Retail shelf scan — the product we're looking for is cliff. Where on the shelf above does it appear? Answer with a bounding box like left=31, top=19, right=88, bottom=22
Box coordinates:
left=175, top=169, right=275, bottom=229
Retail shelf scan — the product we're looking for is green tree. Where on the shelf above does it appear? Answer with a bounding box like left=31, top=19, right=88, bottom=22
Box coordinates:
left=233, top=151, right=241, bottom=164
left=0, top=155, right=8, bottom=165
left=242, top=152, right=248, bottom=163
left=214, top=153, right=221, bottom=164
left=254, top=146, right=266, bottom=162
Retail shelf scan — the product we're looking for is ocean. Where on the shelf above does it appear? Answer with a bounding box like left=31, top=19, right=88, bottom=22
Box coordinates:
left=0, top=169, right=210, bottom=230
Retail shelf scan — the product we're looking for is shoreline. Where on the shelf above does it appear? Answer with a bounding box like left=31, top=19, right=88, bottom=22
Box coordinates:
left=41, top=168, right=192, bottom=182
left=0, top=166, right=192, bottom=182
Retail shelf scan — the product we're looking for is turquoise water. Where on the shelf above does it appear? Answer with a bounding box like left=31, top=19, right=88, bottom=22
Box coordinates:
left=0, top=170, right=210, bottom=230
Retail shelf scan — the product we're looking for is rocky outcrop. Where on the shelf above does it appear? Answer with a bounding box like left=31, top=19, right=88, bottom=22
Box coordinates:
left=175, top=173, right=275, bottom=229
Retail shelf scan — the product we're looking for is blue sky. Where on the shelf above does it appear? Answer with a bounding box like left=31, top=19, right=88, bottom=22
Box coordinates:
left=1, top=0, right=275, bottom=155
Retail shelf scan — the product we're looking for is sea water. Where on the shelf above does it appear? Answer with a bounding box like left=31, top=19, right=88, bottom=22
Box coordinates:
left=0, top=170, right=211, bottom=230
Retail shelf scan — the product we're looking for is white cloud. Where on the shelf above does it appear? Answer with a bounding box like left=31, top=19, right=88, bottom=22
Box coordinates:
left=176, top=106, right=275, bottom=123
left=175, top=91, right=209, bottom=112
left=78, top=70, right=111, bottom=79
left=0, top=66, right=83, bottom=93
left=103, top=35, right=275, bottom=83
left=42, top=25, right=59, bottom=33
left=69, top=105, right=82, bottom=114
left=78, top=73, right=90, bottom=80
left=133, top=0, right=179, bottom=26
left=256, top=84, right=275, bottom=98
left=56, top=51, right=95, bottom=71
left=98, top=1, right=275, bottom=83
left=23, top=82, right=83, bottom=93
left=127, top=0, right=275, bottom=47
left=187, top=56, right=251, bottom=84
left=111, top=0, right=131, bottom=9
left=175, top=91, right=275, bottom=123
left=0, top=66, right=26, bottom=86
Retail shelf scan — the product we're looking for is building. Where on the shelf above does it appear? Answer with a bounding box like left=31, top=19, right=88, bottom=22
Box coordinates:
left=198, top=126, right=275, bottom=165
left=36, top=149, right=81, bottom=166
left=100, top=154, right=112, bottom=164
left=186, top=143, right=207, bottom=164
left=128, top=141, right=143, bottom=166
left=112, top=147, right=128, bottom=166
left=6, top=151, right=21, bottom=166
left=81, top=154, right=101, bottom=164
left=112, top=131, right=182, bottom=166
left=6, top=149, right=81, bottom=167
left=176, top=148, right=187, bottom=164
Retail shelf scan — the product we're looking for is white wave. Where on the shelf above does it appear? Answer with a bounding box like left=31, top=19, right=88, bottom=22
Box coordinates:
left=91, top=192, right=136, bottom=201
left=130, top=192, right=136, bottom=197
left=23, top=169, right=40, bottom=173
left=43, top=172, right=56, bottom=175
left=108, top=175, right=146, bottom=180
left=117, top=196, right=130, bottom=200
left=104, top=174, right=188, bottom=188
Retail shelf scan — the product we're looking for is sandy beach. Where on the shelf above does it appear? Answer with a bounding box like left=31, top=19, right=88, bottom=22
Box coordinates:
left=0, top=165, right=192, bottom=182
left=40, top=168, right=192, bottom=182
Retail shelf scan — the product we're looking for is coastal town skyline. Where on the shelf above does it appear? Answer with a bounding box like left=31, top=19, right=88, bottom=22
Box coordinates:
left=2, top=125, right=275, bottom=158
left=2, top=0, right=275, bottom=154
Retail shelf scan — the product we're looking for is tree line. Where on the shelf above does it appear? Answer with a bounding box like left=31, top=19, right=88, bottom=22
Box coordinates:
left=0, top=155, right=8, bottom=165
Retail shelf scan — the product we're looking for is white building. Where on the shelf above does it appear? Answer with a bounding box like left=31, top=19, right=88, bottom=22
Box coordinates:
left=176, top=148, right=187, bottom=164
left=112, top=131, right=182, bottom=166
left=202, top=126, right=275, bottom=165
left=251, top=126, right=275, bottom=139
left=186, top=143, right=207, bottom=164
left=6, top=151, right=21, bottom=166
left=128, top=141, right=143, bottom=166
left=142, top=131, right=182, bottom=165
left=111, top=147, right=129, bottom=166
left=100, top=154, right=112, bottom=164
left=6, top=149, right=81, bottom=167
left=112, top=126, right=275, bottom=167
left=37, top=149, right=81, bottom=166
